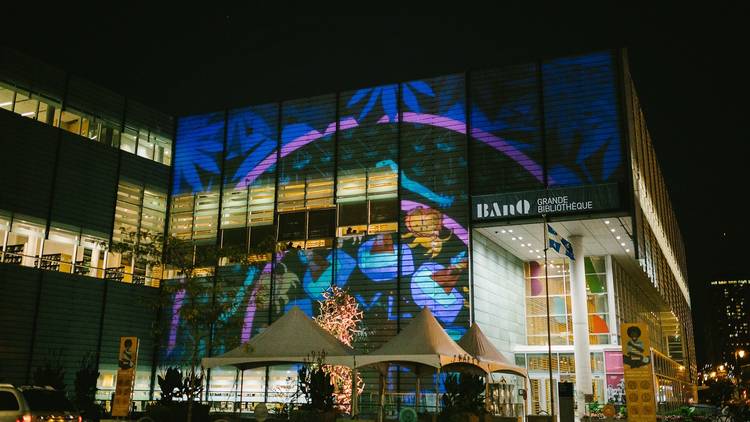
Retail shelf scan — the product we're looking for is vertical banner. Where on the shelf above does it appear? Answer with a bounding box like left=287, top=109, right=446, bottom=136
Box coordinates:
left=112, top=336, right=139, bottom=417
left=621, top=323, right=656, bottom=422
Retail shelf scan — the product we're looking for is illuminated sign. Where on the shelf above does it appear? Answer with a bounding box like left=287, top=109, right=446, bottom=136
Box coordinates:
left=472, top=183, right=620, bottom=221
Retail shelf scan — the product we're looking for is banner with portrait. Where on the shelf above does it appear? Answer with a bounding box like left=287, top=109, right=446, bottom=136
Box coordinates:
left=621, top=323, right=656, bottom=422
left=112, top=336, right=139, bottom=417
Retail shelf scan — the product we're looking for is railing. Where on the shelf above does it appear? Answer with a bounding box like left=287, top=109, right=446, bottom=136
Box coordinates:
left=0, top=248, right=160, bottom=287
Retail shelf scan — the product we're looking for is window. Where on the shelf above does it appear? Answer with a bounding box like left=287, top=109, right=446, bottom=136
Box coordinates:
left=42, top=226, right=78, bottom=272
left=524, top=257, right=612, bottom=346
left=60, top=110, right=83, bottom=135
left=278, top=212, right=306, bottom=241
left=0, top=84, right=14, bottom=110
left=35, top=96, right=61, bottom=126
left=137, top=129, right=154, bottom=160
left=13, top=89, right=39, bottom=119
left=120, top=128, right=137, bottom=154
left=0, top=391, right=19, bottom=411
left=6, top=216, right=45, bottom=267
left=307, top=208, right=336, bottom=239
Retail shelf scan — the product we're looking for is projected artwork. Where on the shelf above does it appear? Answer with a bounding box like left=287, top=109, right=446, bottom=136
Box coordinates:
left=166, top=51, right=624, bottom=356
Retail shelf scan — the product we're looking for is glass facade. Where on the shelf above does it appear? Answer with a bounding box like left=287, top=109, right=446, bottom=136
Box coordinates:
left=0, top=49, right=697, bottom=413
left=0, top=80, right=172, bottom=165
left=524, top=256, right=611, bottom=346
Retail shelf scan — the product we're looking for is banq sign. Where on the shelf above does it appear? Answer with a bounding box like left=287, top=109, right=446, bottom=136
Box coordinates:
left=472, top=183, right=620, bottom=221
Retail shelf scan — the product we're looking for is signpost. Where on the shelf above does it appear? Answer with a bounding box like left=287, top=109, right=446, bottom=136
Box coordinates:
left=112, top=336, right=139, bottom=417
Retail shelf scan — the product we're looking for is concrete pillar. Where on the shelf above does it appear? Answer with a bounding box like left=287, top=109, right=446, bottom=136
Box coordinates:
left=568, top=235, right=592, bottom=420
left=89, top=247, right=101, bottom=278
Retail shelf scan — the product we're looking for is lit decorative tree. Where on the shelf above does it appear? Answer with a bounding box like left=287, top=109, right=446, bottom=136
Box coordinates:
left=314, top=286, right=366, bottom=413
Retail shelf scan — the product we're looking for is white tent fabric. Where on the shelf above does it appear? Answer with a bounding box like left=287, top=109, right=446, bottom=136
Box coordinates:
left=201, top=306, right=355, bottom=369
left=356, top=307, right=479, bottom=370
left=457, top=323, right=528, bottom=378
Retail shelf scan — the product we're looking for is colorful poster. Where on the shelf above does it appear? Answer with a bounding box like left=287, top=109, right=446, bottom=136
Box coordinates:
left=621, top=323, right=655, bottom=422
left=112, top=336, right=139, bottom=417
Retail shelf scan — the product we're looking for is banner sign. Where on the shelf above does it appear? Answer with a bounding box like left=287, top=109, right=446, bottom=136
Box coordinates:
left=621, top=323, right=656, bottom=422
left=472, top=183, right=620, bottom=221
left=112, top=336, right=139, bottom=417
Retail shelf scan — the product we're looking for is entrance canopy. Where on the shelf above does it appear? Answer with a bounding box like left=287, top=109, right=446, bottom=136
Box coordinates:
left=356, top=307, right=481, bottom=371
left=458, top=323, right=527, bottom=378
left=202, top=306, right=355, bottom=370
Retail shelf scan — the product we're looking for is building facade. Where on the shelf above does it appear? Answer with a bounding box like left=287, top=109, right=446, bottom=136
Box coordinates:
left=709, top=280, right=750, bottom=365
left=0, top=47, right=695, bottom=414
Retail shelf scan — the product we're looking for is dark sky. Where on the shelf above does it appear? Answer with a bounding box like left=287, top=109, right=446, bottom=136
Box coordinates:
left=4, top=5, right=749, bottom=364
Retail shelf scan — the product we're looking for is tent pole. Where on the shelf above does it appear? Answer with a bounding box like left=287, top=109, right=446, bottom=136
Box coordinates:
left=415, top=366, right=421, bottom=414
left=433, top=367, right=440, bottom=422
left=351, top=358, right=358, bottom=418
left=239, top=369, right=244, bottom=415
left=378, top=370, right=385, bottom=422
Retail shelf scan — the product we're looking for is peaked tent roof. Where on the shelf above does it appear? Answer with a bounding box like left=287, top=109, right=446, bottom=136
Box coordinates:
left=356, top=307, right=480, bottom=370
left=202, top=306, right=355, bottom=370
left=457, top=323, right=527, bottom=378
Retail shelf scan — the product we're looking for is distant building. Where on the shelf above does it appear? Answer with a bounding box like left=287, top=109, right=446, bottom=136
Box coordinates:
left=709, top=280, right=750, bottom=364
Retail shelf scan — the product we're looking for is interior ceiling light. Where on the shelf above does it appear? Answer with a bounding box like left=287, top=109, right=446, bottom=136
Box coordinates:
left=518, top=236, right=523, bottom=240
left=508, top=229, right=513, bottom=233
left=604, top=220, right=610, bottom=225
left=501, top=229, right=506, bottom=233
left=620, top=242, right=626, bottom=246
left=626, top=249, right=630, bottom=252
left=511, top=237, right=516, bottom=241
left=616, top=236, right=621, bottom=240
left=0, top=101, right=12, bottom=107
left=610, top=228, right=616, bottom=232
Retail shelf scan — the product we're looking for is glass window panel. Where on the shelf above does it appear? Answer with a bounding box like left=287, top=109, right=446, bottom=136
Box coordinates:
left=13, top=90, right=38, bottom=119
left=192, top=193, right=219, bottom=240
left=221, top=227, right=248, bottom=250
left=307, top=208, right=335, bottom=239
left=249, top=224, right=275, bottom=253
left=43, top=226, right=78, bottom=272
left=0, top=84, right=14, bottom=110
left=8, top=216, right=45, bottom=267
left=60, top=110, right=83, bottom=134
left=150, top=133, right=171, bottom=165
left=137, top=131, right=155, bottom=160
left=337, top=170, right=367, bottom=202
left=120, top=128, right=137, bottom=154
left=221, top=188, right=248, bottom=229
left=367, top=166, right=398, bottom=199
left=248, top=184, right=274, bottom=226
left=370, top=198, right=398, bottom=224
left=278, top=212, right=306, bottom=241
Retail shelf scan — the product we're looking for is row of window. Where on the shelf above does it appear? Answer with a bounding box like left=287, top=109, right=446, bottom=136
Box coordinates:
left=0, top=211, right=159, bottom=287
left=171, top=167, right=399, bottom=248
left=524, top=257, right=612, bottom=346
left=0, top=82, right=172, bottom=165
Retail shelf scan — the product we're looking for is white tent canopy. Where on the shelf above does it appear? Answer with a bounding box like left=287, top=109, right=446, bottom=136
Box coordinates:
left=356, top=307, right=480, bottom=370
left=457, top=323, right=528, bottom=378
left=201, top=306, right=356, bottom=370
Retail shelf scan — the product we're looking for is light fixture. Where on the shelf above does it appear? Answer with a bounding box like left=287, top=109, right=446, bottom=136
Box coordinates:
left=508, top=229, right=513, bottom=233
left=535, top=249, right=540, bottom=253
left=625, top=249, right=630, bottom=252
left=616, top=236, right=621, bottom=240
left=610, top=228, right=616, bottom=232
left=604, top=220, right=610, bottom=225
left=0, top=101, right=11, bottom=107
left=501, top=230, right=506, bottom=233
left=536, top=255, right=542, bottom=259
left=511, top=237, right=516, bottom=241
left=21, top=111, right=35, bottom=117
left=518, top=236, right=523, bottom=240
left=529, top=250, right=534, bottom=253
left=620, top=242, right=626, bottom=246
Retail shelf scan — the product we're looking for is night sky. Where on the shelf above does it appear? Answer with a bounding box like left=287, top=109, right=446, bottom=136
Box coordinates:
left=4, top=5, right=748, bottom=365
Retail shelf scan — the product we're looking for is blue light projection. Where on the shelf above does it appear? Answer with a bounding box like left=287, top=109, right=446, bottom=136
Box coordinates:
left=172, top=112, right=225, bottom=195
left=166, top=52, right=625, bottom=358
